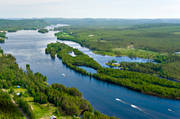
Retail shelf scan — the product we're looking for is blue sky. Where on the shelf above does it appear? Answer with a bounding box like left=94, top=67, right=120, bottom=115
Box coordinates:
left=0, top=0, right=180, bottom=18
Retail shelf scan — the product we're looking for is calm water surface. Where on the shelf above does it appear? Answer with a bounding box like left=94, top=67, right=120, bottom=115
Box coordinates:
left=78, top=66, right=97, bottom=74
left=0, top=30, right=180, bottom=119
left=58, top=40, right=153, bottom=67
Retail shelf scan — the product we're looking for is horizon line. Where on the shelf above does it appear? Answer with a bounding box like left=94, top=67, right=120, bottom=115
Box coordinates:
left=1, top=17, right=180, bottom=20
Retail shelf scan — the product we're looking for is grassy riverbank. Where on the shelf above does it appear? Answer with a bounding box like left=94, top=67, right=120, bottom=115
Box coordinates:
left=46, top=42, right=180, bottom=100
left=0, top=48, right=117, bottom=119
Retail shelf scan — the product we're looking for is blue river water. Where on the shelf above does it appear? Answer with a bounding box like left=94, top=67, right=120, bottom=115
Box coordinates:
left=0, top=30, right=180, bottom=119
left=78, top=66, right=97, bottom=74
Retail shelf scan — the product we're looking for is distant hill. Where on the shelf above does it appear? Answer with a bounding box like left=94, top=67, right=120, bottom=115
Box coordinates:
left=0, top=19, right=48, bottom=31
left=44, top=18, right=180, bottom=28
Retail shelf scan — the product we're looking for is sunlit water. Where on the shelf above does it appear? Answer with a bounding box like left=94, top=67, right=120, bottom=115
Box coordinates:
left=58, top=41, right=153, bottom=67
left=0, top=30, right=180, bottom=119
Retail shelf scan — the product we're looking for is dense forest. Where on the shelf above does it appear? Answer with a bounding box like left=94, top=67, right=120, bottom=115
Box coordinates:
left=38, top=29, right=49, bottom=33
left=44, top=18, right=180, bottom=28
left=106, top=54, right=180, bottom=81
left=46, top=42, right=180, bottom=100
left=0, top=19, right=48, bottom=32
left=0, top=48, right=117, bottom=119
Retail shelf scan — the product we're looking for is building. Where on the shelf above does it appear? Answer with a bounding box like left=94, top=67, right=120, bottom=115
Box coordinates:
left=16, top=93, right=21, bottom=96
left=50, top=115, right=56, bottom=119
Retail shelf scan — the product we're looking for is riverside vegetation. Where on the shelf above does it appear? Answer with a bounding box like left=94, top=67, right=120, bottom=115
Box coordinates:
left=46, top=42, right=180, bottom=100
left=54, top=24, right=180, bottom=58
left=0, top=32, right=6, bottom=43
left=0, top=47, right=117, bottom=119
left=106, top=54, right=180, bottom=81
left=45, top=42, right=101, bottom=76
left=38, top=29, right=49, bottom=33
left=54, top=23, right=180, bottom=81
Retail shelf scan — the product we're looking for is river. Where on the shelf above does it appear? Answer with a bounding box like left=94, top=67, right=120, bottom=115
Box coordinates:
left=0, top=30, right=180, bottom=119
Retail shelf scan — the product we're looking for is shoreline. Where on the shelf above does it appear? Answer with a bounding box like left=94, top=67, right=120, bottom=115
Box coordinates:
left=45, top=42, right=180, bottom=100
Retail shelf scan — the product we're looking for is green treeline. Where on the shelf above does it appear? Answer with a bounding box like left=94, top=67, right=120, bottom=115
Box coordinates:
left=0, top=19, right=48, bottom=32
left=95, top=68, right=180, bottom=99
left=82, top=110, right=117, bottom=119
left=0, top=49, right=117, bottom=119
left=107, top=54, right=180, bottom=81
left=45, top=42, right=180, bottom=100
left=0, top=32, right=6, bottom=38
left=0, top=48, right=3, bottom=54
left=38, top=29, right=49, bottom=33
left=0, top=32, right=6, bottom=43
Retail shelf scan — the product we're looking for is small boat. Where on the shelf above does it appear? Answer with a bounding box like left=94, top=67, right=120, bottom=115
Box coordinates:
left=168, top=108, right=173, bottom=112
left=115, top=98, right=120, bottom=101
left=130, top=104, right=143, bottom=112
left=62, top=73, right=65, bottom=76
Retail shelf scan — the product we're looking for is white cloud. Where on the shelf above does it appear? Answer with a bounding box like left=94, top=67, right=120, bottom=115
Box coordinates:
left=0, top=0, right=63, bottom=5
left=0, top=0, right=180, bottom=18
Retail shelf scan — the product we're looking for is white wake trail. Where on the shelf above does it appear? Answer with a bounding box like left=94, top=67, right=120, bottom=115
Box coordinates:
left=115, top=98, right=128, bottom=104
left=115, top=98, right=144, bottom=112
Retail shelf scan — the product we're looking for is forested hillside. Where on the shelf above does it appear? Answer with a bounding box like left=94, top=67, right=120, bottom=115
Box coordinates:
left=44, top=18, right=180, bottom=28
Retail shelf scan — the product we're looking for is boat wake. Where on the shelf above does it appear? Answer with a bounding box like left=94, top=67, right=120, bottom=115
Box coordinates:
left=115, top=98, right=144, bottom=112
left=131, top=104, right=143, bottom=112
left=168, top=108, right=174, bottom=112
left=115, top=98, right=128, bottom=104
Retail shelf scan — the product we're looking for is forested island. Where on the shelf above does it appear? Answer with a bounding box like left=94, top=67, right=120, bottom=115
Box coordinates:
left=0, top=47, right=117, bottom=119
left=38, top=29, right=49, bottom=33
left=46, top=42, right=180, bottom=100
